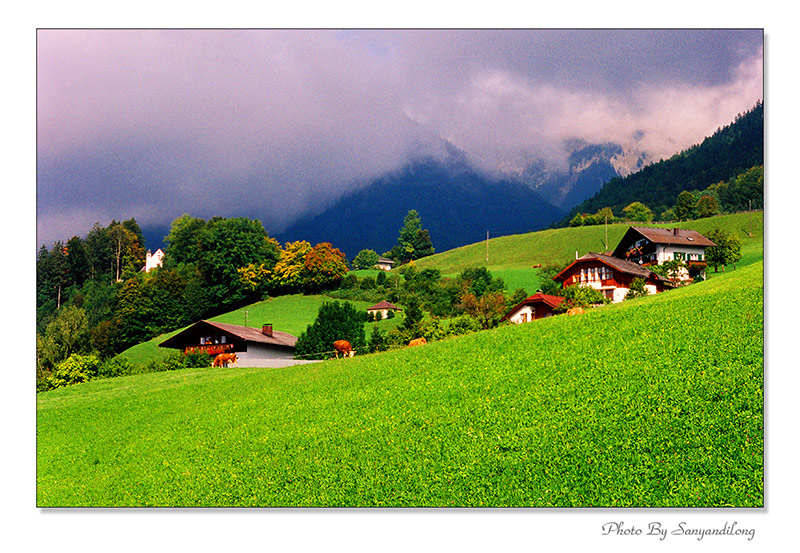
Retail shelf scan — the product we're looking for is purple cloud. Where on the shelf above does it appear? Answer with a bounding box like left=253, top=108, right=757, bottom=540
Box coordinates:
left=37, top=29, right=763, bottom=247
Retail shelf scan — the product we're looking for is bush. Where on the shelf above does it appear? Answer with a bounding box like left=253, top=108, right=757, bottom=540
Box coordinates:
left=445, top=314, right=481, bottom=337
left=161, top=351, right=188, bottom=371
left=555, top=285, right=609, bottom=312
left=98, top=356, right=137, bottom=379
left=184, top=352, right=211, bottom=368
left=46, top=354, right=101, bottom=390
left=368, top=327, right=389, bottom=353
left=625, top=278, right=650, bottom=300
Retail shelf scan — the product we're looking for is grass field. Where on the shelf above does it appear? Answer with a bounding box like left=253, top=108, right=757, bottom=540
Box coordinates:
left=119, top=294, right=401, bottom=366
left=37, top=261, right=763, bottom=507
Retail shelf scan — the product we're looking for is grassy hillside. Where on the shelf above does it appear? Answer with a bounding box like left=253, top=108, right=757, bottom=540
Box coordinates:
left=119, top=294, right=401, bottom=366
left=413, top=211, right=763, bottom=292
left=37, top=261, right=763, bottom=507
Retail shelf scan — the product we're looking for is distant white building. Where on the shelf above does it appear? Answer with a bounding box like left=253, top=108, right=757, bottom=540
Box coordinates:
left=143, top=248, right=165, bottom=273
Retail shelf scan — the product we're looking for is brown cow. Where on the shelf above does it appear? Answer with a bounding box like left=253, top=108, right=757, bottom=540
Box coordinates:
left=333, top=340, right=355, bottom=358
left=212, top=353, right=238, bottom=367
left=408, top=337, right=427, bottom=347
left=566, top=306, right=585, bottom=316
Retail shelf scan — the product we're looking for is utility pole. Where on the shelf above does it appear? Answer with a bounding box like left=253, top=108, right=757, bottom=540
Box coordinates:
left=486, top=230, right=489, bottom=263
left=244, top=310, right=248, bottom=327
left=604, top=214, right=609, bottom=251
left=748, top=200, right=752, bottom=237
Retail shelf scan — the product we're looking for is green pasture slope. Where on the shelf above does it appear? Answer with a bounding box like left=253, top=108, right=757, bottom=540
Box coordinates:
left=37, top=261, right=763, bottom=507
left=413, top=211, right=764, bottom=293
left=119, top=294, right=400, bottom=366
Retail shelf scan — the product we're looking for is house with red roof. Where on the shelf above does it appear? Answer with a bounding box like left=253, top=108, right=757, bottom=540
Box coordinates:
left=501, top=293, right=566, bottom=324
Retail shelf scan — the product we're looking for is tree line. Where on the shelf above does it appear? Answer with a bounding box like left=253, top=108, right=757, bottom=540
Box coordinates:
left=562, top=101, right=763, bottom=225
left=569, top=164, right=763, bottom=228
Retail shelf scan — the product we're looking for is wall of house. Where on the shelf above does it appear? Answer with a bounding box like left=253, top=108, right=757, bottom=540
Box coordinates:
left=236, top=343, right=296, bottom=367
left=509, top=303, right=556, bottom=323
left=509, top=305, right=534, bottom=323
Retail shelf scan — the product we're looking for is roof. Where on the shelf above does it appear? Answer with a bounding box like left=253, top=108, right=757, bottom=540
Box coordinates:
left=367, top=300, right=400, bottom=311
left=612, top=226, right=716, bottom=257
left=554, top=252, right=673, bottom=285
left=501, top=293, right=565, bottom=322
left=377, top=257, right=395, bottom=264
left=159, top=320, right=297, bottom=349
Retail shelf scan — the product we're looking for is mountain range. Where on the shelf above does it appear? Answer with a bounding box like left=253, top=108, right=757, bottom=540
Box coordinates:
left=276, top=140, right=636, bottom=260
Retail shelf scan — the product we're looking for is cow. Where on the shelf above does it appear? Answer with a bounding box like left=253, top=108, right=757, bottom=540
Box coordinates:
left=566, top=306, right=585, bottom=316
left=212, top=353, right=238, bottom=367
left=408, top=337, right=427, bottom=347
left=333, top=340, right=355, bottom=358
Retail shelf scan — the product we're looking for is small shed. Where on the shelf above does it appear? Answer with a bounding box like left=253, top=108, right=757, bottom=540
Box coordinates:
left=159, top=320, right=301, bottom=368
left=366, top=300, right=401, bottom=319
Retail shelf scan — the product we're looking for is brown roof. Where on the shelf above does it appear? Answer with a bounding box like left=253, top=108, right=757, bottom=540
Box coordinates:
left=159, top=320, right=297, bottom=350
left=367, top=300, right=399, bottom=311
left=612, top=227, right=716, bottom=258
left=555, top=252, right=673, bottom=285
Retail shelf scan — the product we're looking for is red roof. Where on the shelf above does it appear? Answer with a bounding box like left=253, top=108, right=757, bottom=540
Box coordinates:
left=501, top=293, right=565, bottom=322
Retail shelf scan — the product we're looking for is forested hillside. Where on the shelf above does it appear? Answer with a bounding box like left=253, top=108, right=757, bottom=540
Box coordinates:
left=278, top=152, right=564, bottom=259
left=562, top=102, right=763, bottom=223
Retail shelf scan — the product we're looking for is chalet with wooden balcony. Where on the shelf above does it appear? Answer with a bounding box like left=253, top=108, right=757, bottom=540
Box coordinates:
left=611, top=226, right=716, bottom=281
left=554, top=252, right=675, bottom=303
left=501, top=293, right=566, bottom=324
left=159, top=320, right=299, bottom=367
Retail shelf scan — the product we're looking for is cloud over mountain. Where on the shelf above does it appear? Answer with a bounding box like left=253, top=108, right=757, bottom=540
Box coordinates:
left=37, top=29, right=763, bottom=247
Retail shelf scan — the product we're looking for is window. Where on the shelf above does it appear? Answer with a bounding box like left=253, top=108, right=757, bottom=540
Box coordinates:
left=520, top=312, right=528, bottom=323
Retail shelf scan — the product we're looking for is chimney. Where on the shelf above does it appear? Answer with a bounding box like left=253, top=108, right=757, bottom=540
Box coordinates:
left=262, top=324, right=273, bottom=337
left=673, top=228, right=679, bottom=236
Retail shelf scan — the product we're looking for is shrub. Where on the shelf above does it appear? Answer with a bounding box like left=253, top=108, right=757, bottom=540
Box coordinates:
left=368, top=327, right=389, bottom=353
left=47, top=354, right=101, bottom=390
left=625, top=278, right=650, bottom=300
left=555, top=285, right=609, bottom=312
left=445, top=314, right=481, bottom=337
left=98, top=356, right=137, bottom=379
left=184, top=352, right=211, bottom=368
left=161, top=351, right=188, bottom=371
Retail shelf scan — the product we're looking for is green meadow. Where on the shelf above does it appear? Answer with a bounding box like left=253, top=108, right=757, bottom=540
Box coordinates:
left=37, top=261, right=763, bottom=507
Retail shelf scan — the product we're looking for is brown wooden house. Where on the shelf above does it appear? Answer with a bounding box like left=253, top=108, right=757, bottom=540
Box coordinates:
left=159, top=320, right=298, bottom=367
left=554, top=252, right=674, bottom=303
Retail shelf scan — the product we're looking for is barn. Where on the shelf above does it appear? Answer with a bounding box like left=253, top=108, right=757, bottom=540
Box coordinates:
left=159, top=320, right=307, bottom=368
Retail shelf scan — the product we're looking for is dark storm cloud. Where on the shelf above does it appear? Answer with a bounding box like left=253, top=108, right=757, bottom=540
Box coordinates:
left=36, top=29, right=763, bottom=246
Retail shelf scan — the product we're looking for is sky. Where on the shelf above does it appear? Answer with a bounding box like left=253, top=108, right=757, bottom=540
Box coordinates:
left=36, top=29, right=763, bottom=248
